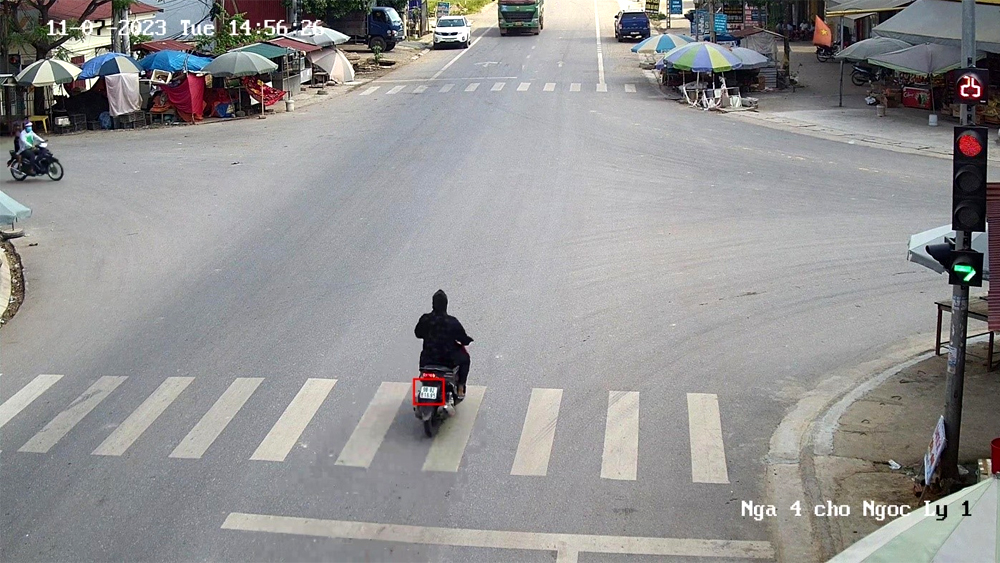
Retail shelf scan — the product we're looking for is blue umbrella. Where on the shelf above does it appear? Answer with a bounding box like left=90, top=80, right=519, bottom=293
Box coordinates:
left=79, top=53, right=142, bottom=79
left=631, top=33, right=695, bottom=54
left=138, top=51, right=213, bottom=73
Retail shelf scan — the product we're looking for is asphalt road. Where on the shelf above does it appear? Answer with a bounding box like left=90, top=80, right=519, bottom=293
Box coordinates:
left=0, top=0, right=956, bottom=560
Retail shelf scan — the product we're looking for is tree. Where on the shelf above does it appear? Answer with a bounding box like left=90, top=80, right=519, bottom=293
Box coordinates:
left=5, top=0, right=134, bottom=61
left=291, top=0, right=405, bottom=22
left=196, top=2, right=271, bottom=55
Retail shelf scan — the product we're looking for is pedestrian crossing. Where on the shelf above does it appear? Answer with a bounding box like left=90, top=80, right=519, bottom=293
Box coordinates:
left=0, top=374, right=732, bottom=484
left=356, top=81, right=643, bottom=97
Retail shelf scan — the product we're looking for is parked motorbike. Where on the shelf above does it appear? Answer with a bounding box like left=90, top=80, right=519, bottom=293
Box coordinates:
left=815, top=45, right=838, bottom=63
left=7, top=142, right=64, bottom=181
left=413, top=358, right=465, bottom=438
left=851, top=63, right=888, bottom=86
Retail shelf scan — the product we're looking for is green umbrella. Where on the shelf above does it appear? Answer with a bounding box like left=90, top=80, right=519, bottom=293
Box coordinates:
left=202, top=51, right=278, bottom=78
left=15, top=59, right=81, bottom=86
left=0, top=190, right=31, bottom=224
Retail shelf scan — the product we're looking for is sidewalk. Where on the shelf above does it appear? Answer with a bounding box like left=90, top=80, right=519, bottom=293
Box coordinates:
left=766, top=334, right=1000, bottom=562
left=725, top=43, right=1000, bottom=162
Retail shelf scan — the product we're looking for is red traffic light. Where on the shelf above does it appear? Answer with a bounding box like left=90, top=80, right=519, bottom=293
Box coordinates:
left=954, top=68, right=990, bottom=105
left=958, top=132, right=983, bottom=157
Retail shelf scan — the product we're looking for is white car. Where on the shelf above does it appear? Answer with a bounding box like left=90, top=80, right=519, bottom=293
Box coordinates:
left=434, top=16, right=471, bottom=49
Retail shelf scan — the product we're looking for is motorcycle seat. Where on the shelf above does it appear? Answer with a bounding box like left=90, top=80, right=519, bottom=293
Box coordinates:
left=419, top=365, right=457, bottom=376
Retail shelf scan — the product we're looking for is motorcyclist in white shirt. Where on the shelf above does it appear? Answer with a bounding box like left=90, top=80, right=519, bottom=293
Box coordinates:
left=18, top=121, right=45, bottom=174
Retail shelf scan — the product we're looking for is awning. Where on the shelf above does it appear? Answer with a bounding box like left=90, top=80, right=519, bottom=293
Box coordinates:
left=266, top=37, right=322, bottom=53
left=826, top=0, right=912, bottom=16
left=233, top=43, right=294, bottom=60
left=135, top=40, right=196, bottom=53
left=873, top=0, right=1000, bottom=53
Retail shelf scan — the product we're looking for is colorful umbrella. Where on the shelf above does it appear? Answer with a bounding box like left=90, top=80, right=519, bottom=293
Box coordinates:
left=631, top=33, right=695, bottom=54
left=829, top=475, right=999, bottom=562
left=15, top=59, right=81, bottom=86
left=138, top=50, right=213, bottom=73
left=79, top=53, right=142, bottom=79
left=662, top=42, right=743, bottom=73
left=202, top=51, right=278, bottom=78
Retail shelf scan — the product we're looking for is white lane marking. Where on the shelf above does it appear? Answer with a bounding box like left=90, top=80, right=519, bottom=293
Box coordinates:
left=359, top=86, right=379, bottom=96
left=335, top=382, right=410, bottom=468
left=517, top=82, right=531, bottom=91
left=570, top=83, right=581, bottom=92
left=387, top=85, right=405, bottom=95
left=170, top=378, right=263, bottom=459
left=221, top=513, right=776, bottom=560
left=413, top=85, right=428, bottom=93
left=0, top=374, right=63, bottom=430
left=687, top=393, right=730, bottom=484
left=491, top=82, right=505, bottom=91
left=19, top=376, right=127, bottom=453
left=422, top=385, right=486, bottom=472
left=594, top=0, right=605, bottom=85
left=92, top=377, right=193, bottom=456
left=597, top=83, right=608, bottom=92
left=250, top=378, right=337, bottom=462
left=465, top=82, right=480, bottom=92
left=430, top=34, right=485, bottom=80
left=510, top=388, right=562, bottom=476
left=440, top=84, right=454, bottom=92
left=625, top=84, right=636, bottom=93
left=373, top=76, right=518, bottom=83
left=543, top=82, right=555, bottom=91
left=601, top=391, right=639, bottom=480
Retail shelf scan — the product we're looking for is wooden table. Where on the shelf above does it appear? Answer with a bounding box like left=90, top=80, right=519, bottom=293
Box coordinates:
left=935, top=295, right=996, bottom=370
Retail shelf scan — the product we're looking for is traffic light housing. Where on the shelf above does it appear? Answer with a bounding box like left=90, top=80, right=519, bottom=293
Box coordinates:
left=7, top=54, right=20, bottom=71
left=926, top=243, right=984, bottom=287
left=952, top=126, right=988, bottom=233
left=954, top=68, right=990, bottom=105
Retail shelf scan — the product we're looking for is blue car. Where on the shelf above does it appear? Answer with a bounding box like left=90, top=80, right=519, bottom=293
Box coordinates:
left=614, top=10, right=650, bottom=42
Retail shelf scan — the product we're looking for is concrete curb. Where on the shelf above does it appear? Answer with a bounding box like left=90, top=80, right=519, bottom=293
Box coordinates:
left=0, top=242, right=10, bottom=320
left=762, top=335, right=947, bottom=562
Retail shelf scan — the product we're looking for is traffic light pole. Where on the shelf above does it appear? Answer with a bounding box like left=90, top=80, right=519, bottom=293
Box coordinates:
left=940, top=0, right=977, bottom=484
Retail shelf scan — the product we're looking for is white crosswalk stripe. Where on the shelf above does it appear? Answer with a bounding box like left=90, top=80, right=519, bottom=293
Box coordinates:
left=511, top=388, right=562, bottom=476
left=687, top=393, right=730, bottom=484
left=92, top=377, right=193, bottom=456
left=465, top=82, right=480, bottom=92
left=19, top=376, right=127, bottom=453
left=597, top=83, right=608, bottom=92
left=517, top=82, right=531, bottom=92
left=359, top=82, right=641, bottom=97
left=170, top=378, right=263, bottom=459
left=491, top=82, right=505, bottom=91
left=387, top=85, right=405, bottom=95
left=625, top=84, right=636, bottom=93
left=601, top=391, right=639, bottom=480
left=359, top=86, right=379, bottom=96
left=413, top=85, right=428, bottom=94
left=250, top=378, right=337, bottom=462
left=544, top=82, right=555, bottom=91
left=440, top=84, right=454, bottom=93
left=0, top=374, right=63, bottom=430
left=335, top=381, right=410, bottom=468
left=423, top=385, right=486, bottom=472
left=570, top=83, right=581, bottom=92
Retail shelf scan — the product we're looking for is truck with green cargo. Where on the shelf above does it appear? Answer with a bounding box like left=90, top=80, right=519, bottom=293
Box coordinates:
left=498, top=0, right=544, bottom=35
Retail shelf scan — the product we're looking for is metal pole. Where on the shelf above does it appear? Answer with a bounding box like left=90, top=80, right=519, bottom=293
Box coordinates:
left=708, top=0, right=715, bottom=43
left=941, top=0, right=977, bottom=484
left=838, top=18, right=844, bottom=107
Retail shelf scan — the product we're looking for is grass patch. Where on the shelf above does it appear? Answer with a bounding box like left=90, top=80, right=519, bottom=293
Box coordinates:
left=429, top=0, right=496, bottom=16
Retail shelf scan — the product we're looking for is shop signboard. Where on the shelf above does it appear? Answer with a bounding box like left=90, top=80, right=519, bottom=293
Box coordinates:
left=436, top=1, right=450, bottom=18
left=691, top=9, right=708, bottom=36
left=714, top=13, right=727, bottom=33
left=669, top=0, right=682, bottom=14
left=645, top=0, right=660, bottom=16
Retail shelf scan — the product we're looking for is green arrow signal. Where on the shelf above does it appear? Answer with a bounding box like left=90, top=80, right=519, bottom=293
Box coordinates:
left=954, top=264, right=977, bottom=282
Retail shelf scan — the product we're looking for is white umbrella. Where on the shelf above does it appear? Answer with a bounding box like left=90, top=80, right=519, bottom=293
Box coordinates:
left=307, top=48, right=355, bottom=83
left=907, top=224, right=990, bottom=281
left=835, top=37, right=913, bottom=62
left=15, top=59, right=81, bottom=86
left=728, top=47, right=769, bottom=70
left=285, top=26, right=350, bottom=47
left=202, top=51, right=278, bottom=77
left=830, top=475, right=999, bottom=562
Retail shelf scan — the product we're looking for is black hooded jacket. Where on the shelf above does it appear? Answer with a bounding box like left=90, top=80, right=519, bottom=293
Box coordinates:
left=415, top=290, right=473, bottom=365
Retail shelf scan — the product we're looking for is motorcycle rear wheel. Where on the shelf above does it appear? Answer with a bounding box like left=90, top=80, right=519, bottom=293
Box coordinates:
left=47, top=160, right=64, bottom=181
left=816, top=51, right=831, bottom=63
left=423, top=419, right=434, bottom=438
left=851, top=72, right=867, bottom=86
left=10, top=166, right=26, bottom=181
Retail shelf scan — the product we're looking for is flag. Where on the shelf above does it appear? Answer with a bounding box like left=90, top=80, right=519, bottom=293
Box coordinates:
left=813, top=15, right=832, bottom=48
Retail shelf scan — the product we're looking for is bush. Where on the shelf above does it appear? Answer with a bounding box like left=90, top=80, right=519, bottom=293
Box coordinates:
left=429, top=0, right=494, bottom=16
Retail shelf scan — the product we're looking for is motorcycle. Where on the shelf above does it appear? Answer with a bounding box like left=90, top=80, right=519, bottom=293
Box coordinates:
left=851, top=63, right=888, bottom=86
left=8, top=142, right=64, bottom=181
left=815, top=45, right=838, bottom=63
left=413, top=350, right=466, bottom=437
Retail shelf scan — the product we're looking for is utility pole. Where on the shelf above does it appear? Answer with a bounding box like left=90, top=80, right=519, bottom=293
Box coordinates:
left=940, top=0, right=977, bottom=484
left=112, top=2, right=131, bottom=54
left=707, top=0, right=716, bottom=43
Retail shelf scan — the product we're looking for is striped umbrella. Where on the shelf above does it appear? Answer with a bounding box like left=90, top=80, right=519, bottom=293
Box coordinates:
left=631, top=33, right=695, bottom=54
left=829, top=475, right=999, bottom=562
left=79, top=53, right=142, bottom=79
left=15, top=58, right=82, bottom=86
left=661, top=42, right=744, bottom=73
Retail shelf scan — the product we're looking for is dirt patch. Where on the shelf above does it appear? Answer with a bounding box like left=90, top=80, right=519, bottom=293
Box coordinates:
left=1, top=239, right=25, bottom=326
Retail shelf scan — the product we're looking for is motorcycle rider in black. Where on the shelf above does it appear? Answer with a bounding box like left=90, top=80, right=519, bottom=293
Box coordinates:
left=415, top=290, right=473, bottom=399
